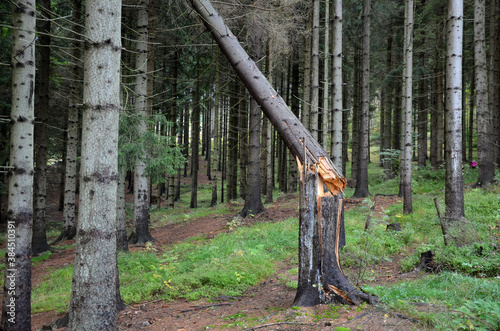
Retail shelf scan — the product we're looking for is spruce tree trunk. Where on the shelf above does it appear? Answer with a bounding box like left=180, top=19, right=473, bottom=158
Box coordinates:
left=489, top=0, right=500, bottom=166
left=227, top=79, right=238, bottom=201
left=302, top=2, right=312, bottom=129
left=475, top=0, right=494, bottom=186
left=32, top=0, right=51, bottom=255
left=444, top=0, right=465, bottom=225
left=190, top=62, right=201, bottom=208
left=401, top=0, right=414, bottom=214
left=431, top=5, right=445, bottom=168
left=383, top=34, right=394, bottom=179
left=331, top=0, right=343, bottom=170
left=288, top=48, right=300, bottom=193
left=239, top=86, right=248, bottom=200
left=59, top=0, right=82, bottom=243
left=417, top=39, right=428, bottom=168
left=68, top=0, right=121, bottom=328
left=211, top=52, right=221, bottom=207
left=131, top=0, right=154, bottom=244
left=322, top=0, right=330, bottom=152
left=351, top=47, right=360, bottom=180
left=310, top=0, right=320, bottom=140
left=352, top=0, right=371, bottom=198
left=2, top=2, right=36, bottom=329
left=167, top=49, right=179, bottom=209
left=241, top=12, right=265, bottom=217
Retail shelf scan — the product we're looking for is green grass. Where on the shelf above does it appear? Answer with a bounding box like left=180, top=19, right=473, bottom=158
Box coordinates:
left=31, top=217, right=298, bottom=312
left=28, top=158, right=500, bottom=331
left=365, top=272, right=500, bottom=330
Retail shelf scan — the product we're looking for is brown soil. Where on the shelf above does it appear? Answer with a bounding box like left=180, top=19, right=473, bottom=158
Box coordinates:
left=1, top=161, right=424, bottom=330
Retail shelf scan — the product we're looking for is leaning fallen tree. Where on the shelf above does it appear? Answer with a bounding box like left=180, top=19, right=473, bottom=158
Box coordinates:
left=190, top=0, right=377, bottom=306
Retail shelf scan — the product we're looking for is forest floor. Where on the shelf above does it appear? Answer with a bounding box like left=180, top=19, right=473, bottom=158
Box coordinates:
left=21, top=162, right=427, bottom=331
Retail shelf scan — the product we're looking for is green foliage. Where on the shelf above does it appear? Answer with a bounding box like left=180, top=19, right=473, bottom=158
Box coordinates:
left=119, top=113, right=185, bottom=184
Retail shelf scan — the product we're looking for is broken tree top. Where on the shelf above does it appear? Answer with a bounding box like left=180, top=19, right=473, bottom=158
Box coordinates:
left=191, top=0, right=347, bottom=195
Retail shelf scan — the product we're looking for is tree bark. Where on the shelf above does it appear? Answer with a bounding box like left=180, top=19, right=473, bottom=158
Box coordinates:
left=68, top=0, right=121, bottom=327
left=352, top=0, right=371, bottom=198
left=475, top=0, right=494, bottom=186
left=331, top=0, right=343, bottom=170
left=190, top=58, right=201, bottom=208
left=444, top=0, right=465, bottom=225
left=490, top=0, right=500, bottom=166
left=322, top=0, right=330, bottom=152
left=227, top=79, right=239, bottom=201
left=401, top=0, right=413, bottom=214
left=32, top=0, right=52, bottom=255
left=130, top=0, right=154, bottom=244
left=211, top=51, right=221, bottom=207
left=2, top=1, right=36, bottom=329
left=310, top=0, right=320, bottom=140
left=58, top=0, right=82, bottom=243
left=240, top=11, right=265, bottom=217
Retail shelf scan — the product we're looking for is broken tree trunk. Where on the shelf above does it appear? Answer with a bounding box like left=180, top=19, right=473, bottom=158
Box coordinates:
left=190, top=0, right=376, bottom=306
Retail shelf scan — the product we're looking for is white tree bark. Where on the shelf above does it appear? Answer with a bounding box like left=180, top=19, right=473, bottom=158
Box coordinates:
left=444, top=0, right=464, bottom=222
left=61, top=0, right=82, bottom=242
left=2, top=1, right=36, bottom=329
left=132, top=0, right=154, bottom=243
left=68, top=0, right=121, bottom=328
left=401, top=0, right=413, bottom=214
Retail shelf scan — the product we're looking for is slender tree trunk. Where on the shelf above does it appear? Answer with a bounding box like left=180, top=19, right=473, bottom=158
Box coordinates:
left=475, top=0, right=494, bottom=186
left=32, top=0, right=51, bottom=255
left=211, top=51, right=221, bottom=207
left=417, top=31, right=428, bottom=168
left=240, top=12, right=265, bottom=217
left=59, top=0, right=82, bottom=243
left=191, top=59, right=201, bottom=208
left=322, top=0, right=330, bottom=152
left=239, top=85, right=248, bottom=200
left=68, top=0, right=121, bottom=327
left=130, top=0, right=154, bottom=244
left=342, top=69, right=349, bottom=175
left=431, top=6, right=445, bottom=168
left=383, top=34, right=394, bottom=179
left=310, top=0, right=320, bottom=140
left=351, top=46, right=360, bottom=180
left=227, top=79, right=238, bottom=201
left=2, top=2, right=36, bottom=329
left=288, top=48, right=300, bottom=193
left=444, top=0, right=465, bottom=226
left=331, top=0, right=343, bottom=170
left=167, top=49, right=179, bottom=209
left=352, top=0, right=371, bottom=198
left=489, top=0, right=500, bottom=166
left=401, top=0, right=414, bottom=214
left=468, top=71, right=474, bottom=164
left=302, top=2, right=312, bottom=128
